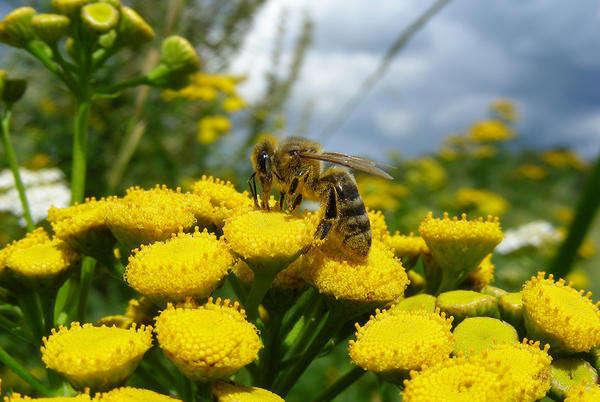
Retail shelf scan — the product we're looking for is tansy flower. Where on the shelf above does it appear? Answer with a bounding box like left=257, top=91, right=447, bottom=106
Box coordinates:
left=106, top=185, right=212, bottom=250
left=41, top=323, right=153, bottom=392
left=356, top=176, right=408, bottom=211
left=453, top=188, right=508, bottom=217
left=223, top=210, right=316, bottom=270
left=125, top=229, right=233, bottom=301
left=196, top=115, right=232, bottom=144
left=521, top=272, right=600, bottom=354
left=4, top=394, right=91, bottom=401
left=232, top=257, right=305, bottom=290
left=95, top=297, right=157, bottom=330
left=385, top=232, right=428, bottom=268
left=302, top=239, right=409, bottom=305
left=0, top=227, right=49, bottom=276
left=436, top=290, right=500, bottom=324
left=550, top=358, right=599, bottom=399
left=222, top=96, right=246, bottom=113
left=154, top=298, right=262, bottom=381
left=498, top=292, right=524, bottom=328
left=211, top=382, right=283, bottom=402
left=349, top=308, right=454, bottom=375
left=191, top=175, right=253, bottom=228
left=452, top=317, right=518, bottom=356
left=517, top=164, right=548, bottom=180
left=465, top=253, right=495, bottom=291
left=471, top=145, right=497, bottom=159
left=467, top=119, right=515, bottom=142
left=406, top=157, right=447, bottom=190
left=49, top=197, right=115, bottom=260
left=565, top=384, right=600, bottom=402
left=419, top=212, right=503, bottom=293
left=401, top=356, right=510, bottom=402
left=94, top=387, right=181, bottom=401
left=542, top=149, right=586, bottom=171
left=367, top=209, right=391, bottom=242
left=490, top=99, right=518, bottom=122
left=475, top=339, right=552, bottom=401
left=392, top=294, right=437, bottom=313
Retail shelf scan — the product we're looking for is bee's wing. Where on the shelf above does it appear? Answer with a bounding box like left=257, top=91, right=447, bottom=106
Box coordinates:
left=299, top=152, right=394, bottom=180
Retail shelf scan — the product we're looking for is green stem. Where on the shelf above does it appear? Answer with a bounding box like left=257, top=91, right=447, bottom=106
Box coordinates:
left=258, top=311, right=282, bottom=387
left=76, top=257, right=96, bottom=323
left=16, top=291, right=46, bottom=344
left=280, top=287, right=317, bottom=336
left=313, top=366, right=365, bottom=402
left=95, top=76, right=151, bottom=96
left=228, top=272, right=249, bottom=303
left=549, top=154, right=600, bottom=278
left=1, top=106, right=35, bottom=231
left=0, top=345, right=52, bottom=396
left=244, top=266, right=280, bottom=323
left=282, top=296, right=325, bottom=362
left=71, top=100, right=90, bottom=204
left=26, top=40, right=77, bottom=94
left=0, top=313, right=34, bottom=345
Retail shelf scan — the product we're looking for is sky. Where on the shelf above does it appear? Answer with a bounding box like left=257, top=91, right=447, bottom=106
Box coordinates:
left=230, top=0, right=600, bottom=159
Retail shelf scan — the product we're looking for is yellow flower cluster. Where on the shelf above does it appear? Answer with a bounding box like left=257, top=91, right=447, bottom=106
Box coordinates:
left=356, top=176, right=408, bottom=210
left=490, top=99, right=518, bottom=122
left=211, top=382, right=283, bottom=402
left=191, top=175, right=253, bottom=227
left=517, top=163, right=549, bottom=180
left=95, top=387, right=181, bottom=401
left=405, top=157, right=447, bottom=190
left=197, top=115, right=232, bottom=144
left=454, top=188, right=509, bottom=217
left=542, top=149, right=586, bottom=171
left=467, top=119, right=515, bottom=142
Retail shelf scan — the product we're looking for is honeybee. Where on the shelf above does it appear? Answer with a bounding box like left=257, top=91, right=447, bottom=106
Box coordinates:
left=249, top=137, right=393, bottom=257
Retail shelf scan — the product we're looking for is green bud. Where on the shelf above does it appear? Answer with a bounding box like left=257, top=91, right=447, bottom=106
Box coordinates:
left=0, top=7, right=36, bottom=48
left=65, top=37, right=75, bottom=59
left=2, top=79, right=27, bottom=104
left=98, top=0, right=122, bottom=10
left=479, top=285, right=507, bottom=299
left=52, top=0, right=93, bottom=18
left=118, top=7, right=154, bottom=46
left=436, top=290, right=500, bottom=324
left=159, top=35, right=200, bottom=75
left=0, top=70, right=6, bottom=99
left=498, top=292, right=524, bottom=329
left=393, top=293, right=437, bottom=312
left=550, top=358, right=598, bottom=399
left=31, top=14, right=70, bottom=44
left=98, top=29, right=117, bottom=48
left=81, top=3, right=119, bottom=33
left=453, top=317, right=518, bottom=357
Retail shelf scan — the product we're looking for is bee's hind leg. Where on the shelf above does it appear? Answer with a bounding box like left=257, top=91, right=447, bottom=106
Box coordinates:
left=315, top=187, right=337, bottom=240
left=290, top=194, right=303, bottom=211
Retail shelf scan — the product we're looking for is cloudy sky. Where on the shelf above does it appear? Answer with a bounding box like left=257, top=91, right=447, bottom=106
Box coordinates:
left=230, top=0, right=600, bottom=159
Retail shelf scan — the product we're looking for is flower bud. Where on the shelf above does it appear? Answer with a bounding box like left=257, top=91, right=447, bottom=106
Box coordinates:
left=159, top=35, right=200, bottom=75
left=81, top=3, right=119, bottom=33
left=117, top=7, right=154, bottom=46
left=31, top=14, right=70, bottom=44
left=0, top=7, right=36, bottom=48
left=98, top=0, right=122, bottom=10
left=65, top=36, right=75, bottom=59
left=436, top=290, right=500, bottom=324
left=1, top=78, right=27, bottom=104
left=98, top=29, right=117, bottom=48
left=52, top=0, right=93, bottom=18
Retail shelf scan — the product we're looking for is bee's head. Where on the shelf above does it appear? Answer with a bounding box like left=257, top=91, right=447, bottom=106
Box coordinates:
left=251, top=140, right=275, bottom=193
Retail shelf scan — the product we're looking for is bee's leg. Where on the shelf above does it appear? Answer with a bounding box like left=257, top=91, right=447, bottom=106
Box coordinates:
left=315, top=187, right=337, bottom=240
left=291, top=194, right=303, bottom=211
left=277, top=191, right=285, bottom=210
left=248, top=172, right=259, bottom=208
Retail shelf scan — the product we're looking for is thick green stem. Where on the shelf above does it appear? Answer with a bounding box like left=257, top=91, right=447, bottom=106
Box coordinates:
left=71, top=100, right=90, bottom=204
left=0, top=345, right=53, bottom=396
left=1, top=106, right=35, bottom=231
left=0, top=313, right=34, bottom=345
left=313, top=366, right=365, bottom=402
left=76, top=257, right=96, bottom=323
left=16, top=291, right=46, bottom=344
left=280, top=287, right=317, bottom=336
left=258, top=311, right=282, bottom=387
left=244, top=267, right=280, bottom=323
left=549, top=154, right=600, bottom=277
left=282, top=296, right=325, bottom=363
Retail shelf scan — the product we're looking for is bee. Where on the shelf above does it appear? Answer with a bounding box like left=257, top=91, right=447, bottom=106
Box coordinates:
left=248, top=136, right=393, bottom=257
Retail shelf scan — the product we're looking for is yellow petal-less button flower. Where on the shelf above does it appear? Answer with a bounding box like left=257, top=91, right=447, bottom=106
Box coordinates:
left=402, top=356, right=510, bottom=402
left=302, top=239, right=409, bottom=304
left=385, top=232, right=428, bottom=268
left=125, top=229, right=234, bottom=301
left=0, top=227, right=49, bottom=275
left=419, top=212, right=503, bottom=293
left=452, top=317, right=518, bottom=356
left=465, top=253, right=495, bottom=291
left=4, top=394, right=91, bottom=401
left=41, top=323, right=153, bottom=392
left=467, top=119, right=515, bottom=143
left=550, top=358, right=599, bottom=399
left=94, top=387, right=181, bottom=401
left=0, top=7, right=36, bottom=48
left=522, top=272, right=600, bottom=354
left=211, top=382, right=283, bottom=402
left=349, top=308, right=454, bottom=375
left=565, top=384, right=600, bottom=402
left=106, top=185, right=212, bottom=250
left=154, top=298, right=262, bottom=381
left=474, top=339, right=552, bottom=402
left=191, top=175, right=253, bottom=228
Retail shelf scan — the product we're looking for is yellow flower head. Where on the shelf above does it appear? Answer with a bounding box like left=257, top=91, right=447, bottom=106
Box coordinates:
left=517, top=164, right=548, bottom=180
left=302, top=238, right=408, bottom=304
left=465, top=253, right=495, bottom=291
left=367, top=209, right=391, bottom=242
left=565, top=384, right=600, bottom=402
left=0, top=227, right=49, bottom=274
left=498, top=292, right=524, bottom=328
left=406, top=157, right=447, bottom=190
left=419, top=212, right=503, bottom=292
left=452, top=317, right=518, bottom=357
left=211, top=382, right=283, bottom=402
left=223, top=210, right=316, bottom=269
left=191, top=175, right=253, bottom=228
left=393, top=294, right=437, bottom=313
left=402, top=356, right=509, bottom=402
left=154, top=298, right=262, bottom=381
left=94, top=387, right=181, bottom=401
left=475, top=339, right=552, bottom=401
left=125, top=228, right=233, bottom=301
left=357, top=176, right=408, bottom=211
left=5, top=394, right=91, bottom=401
left=467, top=119, right=515, bottom=143
left=349, top=308, right=454, bottom=374
left=436, top=290, right=500, bottom=324
left=41, top=323, right=153, bottom=392
left=471, top=145, right=497, bottom=159
left=49, top=197, right=115, bottom=259
left=550, top=358, right=599, bottom=399
left=490, top=99, right=518, bottom=122
left=222, top=96, right=246, bottom=113
left=454, top=188, right=508, bottom=217
left=542, top=150, right=586, bottom=171
left=385, top=232, right=428, bottom=267
left=522, top=272, right=600, bottom=354
left=106, top=185, right=212, bottom=250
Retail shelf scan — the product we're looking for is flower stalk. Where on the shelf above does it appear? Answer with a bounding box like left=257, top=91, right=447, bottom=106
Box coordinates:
left=0, top=345, right=53, bottom=396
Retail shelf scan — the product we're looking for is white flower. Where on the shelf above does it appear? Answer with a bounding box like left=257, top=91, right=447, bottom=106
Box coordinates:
left=496, top=221, right=562, bottom=254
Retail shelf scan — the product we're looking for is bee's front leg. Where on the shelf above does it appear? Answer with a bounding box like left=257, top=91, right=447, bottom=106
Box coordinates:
left=278, top=191, right=286, bottom=211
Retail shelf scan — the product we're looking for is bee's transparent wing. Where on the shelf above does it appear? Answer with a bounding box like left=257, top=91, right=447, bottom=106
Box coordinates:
left=299, top=152, right=394, bottom=180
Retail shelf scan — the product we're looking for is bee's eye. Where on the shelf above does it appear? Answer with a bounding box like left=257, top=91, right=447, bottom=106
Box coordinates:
left=289, top=150, right=299, bottom=157
left=258, top=151, right=270, bottom=172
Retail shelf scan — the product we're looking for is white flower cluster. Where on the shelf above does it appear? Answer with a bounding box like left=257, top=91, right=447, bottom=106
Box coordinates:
left=496, top=220, right=563, bottom=255
left=0, top=168, right=70, bottom=226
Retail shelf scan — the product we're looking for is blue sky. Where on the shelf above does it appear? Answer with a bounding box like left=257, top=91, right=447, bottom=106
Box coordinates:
left=231, top=0, right=600, bottom=159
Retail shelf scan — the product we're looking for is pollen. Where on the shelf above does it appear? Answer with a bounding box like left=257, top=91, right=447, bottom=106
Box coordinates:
left=302, top=238, right=409, bottom=303
left=106, top=185, right=212, bottom=250
left=41, top=323, right=153, bottom=392
left=521, top=272, right=600, bottom=353
left=211, top=381, right=284, bottom=402
left=565, top=384, right=600, bottom=402
left=474, top=339, right=552, bottom=401
left=154, top=297, right=262, bottom=381
left=4, top=394, right=92, bottom=401
left=349, top=308, right=454, bottom=373
left=6, top=238, right=78, bottom=278
left=401, top=356, right=509, bottom=402
left=125, top=228, right=233, bottom=301
left=367, top=209, right=391, bottom=242
left=385, top=231, right=428, bottom=267
left=223, top=210, right=316, bottom=268
left=95, top=387, right=181, bottom=401
left=191, top=175, right=253, bottom=227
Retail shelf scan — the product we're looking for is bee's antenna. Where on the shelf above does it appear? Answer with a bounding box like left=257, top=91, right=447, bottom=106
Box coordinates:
left=248, top=172, right=259, bottom=208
